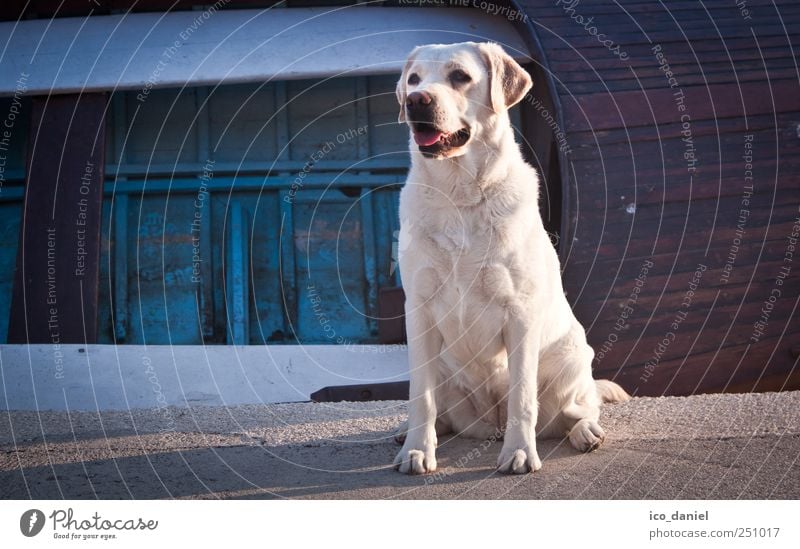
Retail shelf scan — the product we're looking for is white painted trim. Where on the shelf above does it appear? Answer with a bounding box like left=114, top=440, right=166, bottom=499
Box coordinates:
left=0, top=7, right=531, bottom=96
left=0, top=344, right=409, bottom=411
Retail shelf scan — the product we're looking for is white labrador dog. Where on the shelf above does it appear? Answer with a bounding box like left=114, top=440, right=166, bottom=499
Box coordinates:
left=393, top=42, right=629, bottom=475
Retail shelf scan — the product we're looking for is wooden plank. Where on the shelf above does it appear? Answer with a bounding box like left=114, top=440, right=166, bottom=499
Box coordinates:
left=537, top=24, right=798, bottom=51
left=565, top=192, right=800, bottom=265
left=562, top=79, right=800, bottom=132
left=0, top=173, right=407, bottom=202
left=194, top=87, right=214, bottom=339
left=582, top=282, right=798, bottom=353
left=106, top=158, right=410, bottom=177
left=604, top=334, right=800, bottom=397
left=225, top=201, right=249, bottom=344
left=563, top=68, right=800, bottom=95
left=573, top=241, right=797, bottom=301
left=249, top=190, right=285, bottom=343
left=278, top=190, right=297, bottom=338
left=377, top=286, right=406, bottom=344
left=8, top=93, right=107, bottom=343
left=533, top=9, right=800, bottom=32
left=525, top=0, right=795, bottom=17
left=112, top=194, right=128, bottom=342
left=549, top=45, right=800, bottom=77
left=566, top=113, right=799, bottom=157
left=0, top=203, right=21, bottom=342
left=360, top=190, right=378, bottom=336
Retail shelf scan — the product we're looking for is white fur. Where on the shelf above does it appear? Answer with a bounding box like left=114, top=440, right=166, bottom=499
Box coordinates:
left=393, top=42, right=626, bottom=475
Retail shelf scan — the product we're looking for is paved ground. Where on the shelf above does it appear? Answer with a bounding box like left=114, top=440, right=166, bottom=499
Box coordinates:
left=1, top=391, right=798, bottom=499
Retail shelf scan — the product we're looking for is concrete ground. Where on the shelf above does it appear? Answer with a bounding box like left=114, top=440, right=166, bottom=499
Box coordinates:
left=1, top=391, right=798, bottom=499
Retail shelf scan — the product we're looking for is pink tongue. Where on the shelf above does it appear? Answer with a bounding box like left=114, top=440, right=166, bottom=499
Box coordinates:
left=414, top=130, right=443, bottom=147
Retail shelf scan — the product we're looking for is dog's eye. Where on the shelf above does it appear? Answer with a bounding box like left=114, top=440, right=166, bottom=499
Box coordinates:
left=407, top=73, right=421, bottom=86
left=449, top=70, right=472, bottom=85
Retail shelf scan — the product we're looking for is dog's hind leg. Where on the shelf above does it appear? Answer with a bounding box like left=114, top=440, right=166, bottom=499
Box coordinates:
left=548, top=338, right=607, bottom=453
left=559, top=376, right=606, bottom=452
left=393, top=417, right=452, bottom=445
left=561, top=379, right=629, bottom=452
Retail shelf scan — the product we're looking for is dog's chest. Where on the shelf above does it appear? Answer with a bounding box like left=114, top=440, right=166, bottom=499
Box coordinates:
left=421, top=212, right=513, bottom=363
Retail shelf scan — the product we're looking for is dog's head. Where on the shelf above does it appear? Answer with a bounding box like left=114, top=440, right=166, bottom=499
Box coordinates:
left=396, top=42, right=532, bottom=159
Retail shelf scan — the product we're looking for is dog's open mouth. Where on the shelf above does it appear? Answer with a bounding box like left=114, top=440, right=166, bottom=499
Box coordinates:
left=412, top=124, right=471, bottom=157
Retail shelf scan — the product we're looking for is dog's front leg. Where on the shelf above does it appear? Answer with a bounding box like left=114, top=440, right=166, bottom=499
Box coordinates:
left=394, top=303, right=441, bottom=475
left=497, top=310, right=543, bottom=474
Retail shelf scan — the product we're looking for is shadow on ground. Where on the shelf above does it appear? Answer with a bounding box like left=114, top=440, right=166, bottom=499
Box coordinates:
left=2, top=428, right=798, bottom=499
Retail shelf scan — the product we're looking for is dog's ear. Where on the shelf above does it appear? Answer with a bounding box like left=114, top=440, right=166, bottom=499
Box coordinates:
left=479, top=42, right=532, bottom=112
left=396, top=48, right=419, bottom=124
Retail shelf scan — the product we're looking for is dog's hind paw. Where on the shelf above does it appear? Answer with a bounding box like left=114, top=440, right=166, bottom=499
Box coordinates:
left=393, top=420, right=408, bottom=445
left=568, top=419, right=606, bottom=452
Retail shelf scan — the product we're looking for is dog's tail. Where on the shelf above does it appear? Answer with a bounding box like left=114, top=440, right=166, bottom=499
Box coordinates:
left=595, top=379, right=631, bottom=403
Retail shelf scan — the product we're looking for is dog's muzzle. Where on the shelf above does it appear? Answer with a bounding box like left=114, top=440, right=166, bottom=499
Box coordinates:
left=405, top=92, right=471, bottom=157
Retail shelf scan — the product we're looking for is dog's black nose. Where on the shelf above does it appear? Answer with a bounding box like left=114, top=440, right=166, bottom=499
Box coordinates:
left=406, top=91, right=433, bottom=110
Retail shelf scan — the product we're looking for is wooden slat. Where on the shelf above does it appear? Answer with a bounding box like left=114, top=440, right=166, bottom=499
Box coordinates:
left=278, top=190, right=297, bottom=338
left=563, top=79, right=800, bottom=132
left=360, top=190, right=378, bottom=337
left=8, top=93, right=107, bottom=343
left=225, top=201, right=249, bottom=345
left=112, top=194, right=128, bottom=342
left=604, top=334, right=800, bottom=397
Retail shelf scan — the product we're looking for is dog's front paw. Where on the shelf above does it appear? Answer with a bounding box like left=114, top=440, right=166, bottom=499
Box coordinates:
left=496, top=445, right=542, bottom=474
left=394, top=444, right=437, bottom=475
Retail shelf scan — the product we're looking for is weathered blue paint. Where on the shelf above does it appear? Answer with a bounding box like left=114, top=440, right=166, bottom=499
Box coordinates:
left=278, top=189, right=298, bottom=341
left=196, top=187, right=214, bottom=339
left=360, top=189, right=379, bottom=336
left=112, top=193, right=128, bottom=342
left=225, top=201, right=249, bottom=345
left=0, top=203, right=21, bottom=341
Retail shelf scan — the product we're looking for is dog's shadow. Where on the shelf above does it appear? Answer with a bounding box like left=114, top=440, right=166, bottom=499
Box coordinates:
left=1, top=427, right=587, bottom=499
